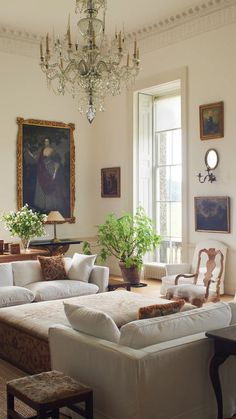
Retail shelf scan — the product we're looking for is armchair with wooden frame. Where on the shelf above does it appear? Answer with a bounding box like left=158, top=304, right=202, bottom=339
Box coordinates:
left=164, top=247, right=225, bottom=307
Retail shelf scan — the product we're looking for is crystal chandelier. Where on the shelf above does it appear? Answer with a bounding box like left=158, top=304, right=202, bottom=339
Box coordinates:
left=39, top=0, right=140, bottom=123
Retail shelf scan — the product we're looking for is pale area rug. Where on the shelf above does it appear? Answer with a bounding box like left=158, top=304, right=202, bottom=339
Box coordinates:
left=0, top=358, right=70, bottom=419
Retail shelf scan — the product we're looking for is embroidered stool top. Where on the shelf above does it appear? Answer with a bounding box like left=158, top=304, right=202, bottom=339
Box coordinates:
left=7, top=370, right=92, bottom=406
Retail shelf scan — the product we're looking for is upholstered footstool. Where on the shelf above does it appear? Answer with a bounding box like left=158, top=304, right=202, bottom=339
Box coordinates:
left=143, top=262, right=166, bottom=280
left=7, top=370, right=93, bottom=419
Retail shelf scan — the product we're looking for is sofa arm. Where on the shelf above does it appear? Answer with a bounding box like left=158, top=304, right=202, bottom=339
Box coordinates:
left=165, top=263, right=191, bottom=276
left=89, top=265, right=109, bottom=292
left=49, top=325, right=143, bottom=419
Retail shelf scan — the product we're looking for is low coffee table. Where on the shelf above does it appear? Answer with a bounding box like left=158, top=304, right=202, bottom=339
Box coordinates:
left=206, top=325, right=236, bottom=419
left=108, top=279, right=131, bottom=291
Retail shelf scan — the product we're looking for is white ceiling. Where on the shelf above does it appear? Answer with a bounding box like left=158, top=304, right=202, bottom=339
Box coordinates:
left=0, top=0, right=200, bottom=36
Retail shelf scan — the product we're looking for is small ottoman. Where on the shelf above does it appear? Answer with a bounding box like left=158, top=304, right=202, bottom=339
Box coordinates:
left=7, top=370, right=93, bottom=419
left=143, top=262, right=166, bottom=280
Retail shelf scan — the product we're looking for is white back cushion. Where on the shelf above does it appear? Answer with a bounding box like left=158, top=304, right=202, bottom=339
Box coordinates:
left=63, top=257, right=73, bottom=274
left=12, top=260, right=43, bottom=286
left=120, top=302, right=231, bottom=349
left=68, top=253, right=96, bottom=282
left=0, top=263, right=14, bottom=286
left=64, top=302, right=120, bottom=343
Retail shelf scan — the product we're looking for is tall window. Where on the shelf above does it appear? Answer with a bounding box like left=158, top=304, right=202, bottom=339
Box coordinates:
left=137, top=81, right=183, bottom=263
left=154, top=95, right=182, bottom=263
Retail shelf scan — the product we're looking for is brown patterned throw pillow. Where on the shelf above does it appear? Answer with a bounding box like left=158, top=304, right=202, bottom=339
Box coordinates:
left=38, top=255, right=68, bottom=281
left=138, top=300, right=185, bottom=320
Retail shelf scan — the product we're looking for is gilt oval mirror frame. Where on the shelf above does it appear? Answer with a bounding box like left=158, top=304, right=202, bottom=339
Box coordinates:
left=205, top=149, right=219, bottom=170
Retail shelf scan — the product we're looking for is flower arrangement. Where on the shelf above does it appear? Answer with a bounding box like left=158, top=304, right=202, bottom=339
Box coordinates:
left=2, top=205, right=47, bottom=247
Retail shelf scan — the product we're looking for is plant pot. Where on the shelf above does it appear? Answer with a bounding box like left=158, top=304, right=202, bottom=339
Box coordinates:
left=119, top=262, right=141, bottom=285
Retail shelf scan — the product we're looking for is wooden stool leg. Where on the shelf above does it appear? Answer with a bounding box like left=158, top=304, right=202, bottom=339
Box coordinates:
left=52, top=409, right=60, bottom=419
left=85, top=392, right=93, bottom=419
left=7, top=392, right=14, bottom=419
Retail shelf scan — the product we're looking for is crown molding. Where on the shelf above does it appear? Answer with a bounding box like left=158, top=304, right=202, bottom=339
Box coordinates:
left=127, top=0, right=235, bottom=40
left=137, top=2, right=236, bottom=55
left=0, top=0, right=235, bottom=57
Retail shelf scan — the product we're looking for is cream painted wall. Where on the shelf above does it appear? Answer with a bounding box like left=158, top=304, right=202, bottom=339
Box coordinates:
left=1, top=18, right=236, bottom=294
left=89, top=22, right=236, bottom=294
left=0, top=50, right=95, bottom=252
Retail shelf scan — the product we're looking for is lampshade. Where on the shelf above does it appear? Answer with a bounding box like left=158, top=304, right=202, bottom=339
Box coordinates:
left=47, top=211, right=65, bottom=223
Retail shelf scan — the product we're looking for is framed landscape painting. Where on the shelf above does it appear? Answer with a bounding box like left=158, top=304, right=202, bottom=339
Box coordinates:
left=17, top=117, right=75, bottom=222
left=194, top=196, right=230, bottom=233
left=199, top=101, right=224, bottom=140
left=101, top=167, right=121, bottom=197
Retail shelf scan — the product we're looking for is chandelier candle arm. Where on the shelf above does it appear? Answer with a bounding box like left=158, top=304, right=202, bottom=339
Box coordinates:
left=39, top=0, right=141, bottom=123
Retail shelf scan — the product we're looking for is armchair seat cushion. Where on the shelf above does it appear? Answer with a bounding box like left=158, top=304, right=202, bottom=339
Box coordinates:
left=166, top=284, right=217, bottom=304
left=161, top=275, right=198, bottom=296
left=25, top=280, right=99, bottom=302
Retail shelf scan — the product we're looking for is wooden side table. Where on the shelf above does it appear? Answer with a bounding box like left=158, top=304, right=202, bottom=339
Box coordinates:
left=0, top=248, right=49, bottom=263
left=7, top=370, right=93, bottom=419
left=206, top=325, right=236, bottom=419
left=108, top=279, right=131, bottom=291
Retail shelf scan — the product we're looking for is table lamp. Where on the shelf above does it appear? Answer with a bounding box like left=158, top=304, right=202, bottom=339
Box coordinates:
left=47, top=211, right=65, bottom=242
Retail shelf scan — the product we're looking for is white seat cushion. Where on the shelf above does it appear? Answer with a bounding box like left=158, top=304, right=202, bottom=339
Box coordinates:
left=166, top=284, right=216, bottom=300
left=25, top=280, right=99, bottom=302
left=68, top=253, right=97, bottom=282
left=0, top=263, right=14, bottom=286
left=0, top=286, right=35, bottom=307
left=64, top=303, right=120, bottom=343
left=120, top=302, right=231, bottom=349
left=161, top=275, right=196, bottom=295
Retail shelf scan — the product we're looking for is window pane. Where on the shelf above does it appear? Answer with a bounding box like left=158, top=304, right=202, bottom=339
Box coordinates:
left=170, top=166, right=182, bottom=201
left=156, top=167, right=170, bottom=201
left=158, top=239, right=171, bottom=263
left=155, top=96, right=181, bottom=132
left=172, top=129, right=182, bottom=164
left=156, top=202, right=170, bottom=236
left=170, top=203, right=182, bottom=238
left=156, top=132, right=172, bottom=166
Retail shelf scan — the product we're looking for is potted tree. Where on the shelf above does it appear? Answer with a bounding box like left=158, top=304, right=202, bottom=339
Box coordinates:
left=83, top=207, right=161, bottom=285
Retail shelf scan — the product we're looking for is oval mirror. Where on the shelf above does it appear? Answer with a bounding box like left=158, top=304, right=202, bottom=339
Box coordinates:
left=205, top=149, right=219, bottom=170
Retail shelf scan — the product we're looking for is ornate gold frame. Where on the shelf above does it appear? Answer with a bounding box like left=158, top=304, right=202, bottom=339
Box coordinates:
left=17, top=117, right=75, bottom=223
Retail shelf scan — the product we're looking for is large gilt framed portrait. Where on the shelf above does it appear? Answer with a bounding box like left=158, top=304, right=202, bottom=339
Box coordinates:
left=17, top=117, right=75, bottom=223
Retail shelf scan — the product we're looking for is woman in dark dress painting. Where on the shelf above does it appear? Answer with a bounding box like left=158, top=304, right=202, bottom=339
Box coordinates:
left=27, top=138, right=67, bottom=217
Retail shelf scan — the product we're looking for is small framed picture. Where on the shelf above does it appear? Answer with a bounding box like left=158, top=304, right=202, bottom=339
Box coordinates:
left=199, top=101, right=224, bottom=140
left=101, top=167, right=120, bottom=198
left=194, top=196, right=230, bottom=233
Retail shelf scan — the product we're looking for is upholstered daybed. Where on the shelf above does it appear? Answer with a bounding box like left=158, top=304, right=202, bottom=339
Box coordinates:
left=0, top=291, right=174, bottom=373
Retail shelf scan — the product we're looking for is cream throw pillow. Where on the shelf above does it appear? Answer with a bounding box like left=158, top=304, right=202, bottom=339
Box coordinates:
left=68, top=253, right=96, bottom=282
left=64, top=303, right=120, bottom=343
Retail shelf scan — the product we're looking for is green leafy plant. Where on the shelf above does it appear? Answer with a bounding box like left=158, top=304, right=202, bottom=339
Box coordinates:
left=83, top=207, right=161, bottom=272
left=1, top=204, right=47, bottom=241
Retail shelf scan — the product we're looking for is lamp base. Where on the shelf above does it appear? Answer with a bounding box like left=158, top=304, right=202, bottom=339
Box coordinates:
left=51, top=238, right=61, bottom=243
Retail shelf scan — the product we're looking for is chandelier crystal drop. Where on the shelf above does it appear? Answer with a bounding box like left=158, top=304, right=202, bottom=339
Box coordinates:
left=39, top=0, right=140, bottom=123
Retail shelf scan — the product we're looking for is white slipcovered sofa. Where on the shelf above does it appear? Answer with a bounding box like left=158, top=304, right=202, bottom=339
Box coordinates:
left=49, top=298, right=236, bottom=419
left=0, top=254, right=109, bottom=307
